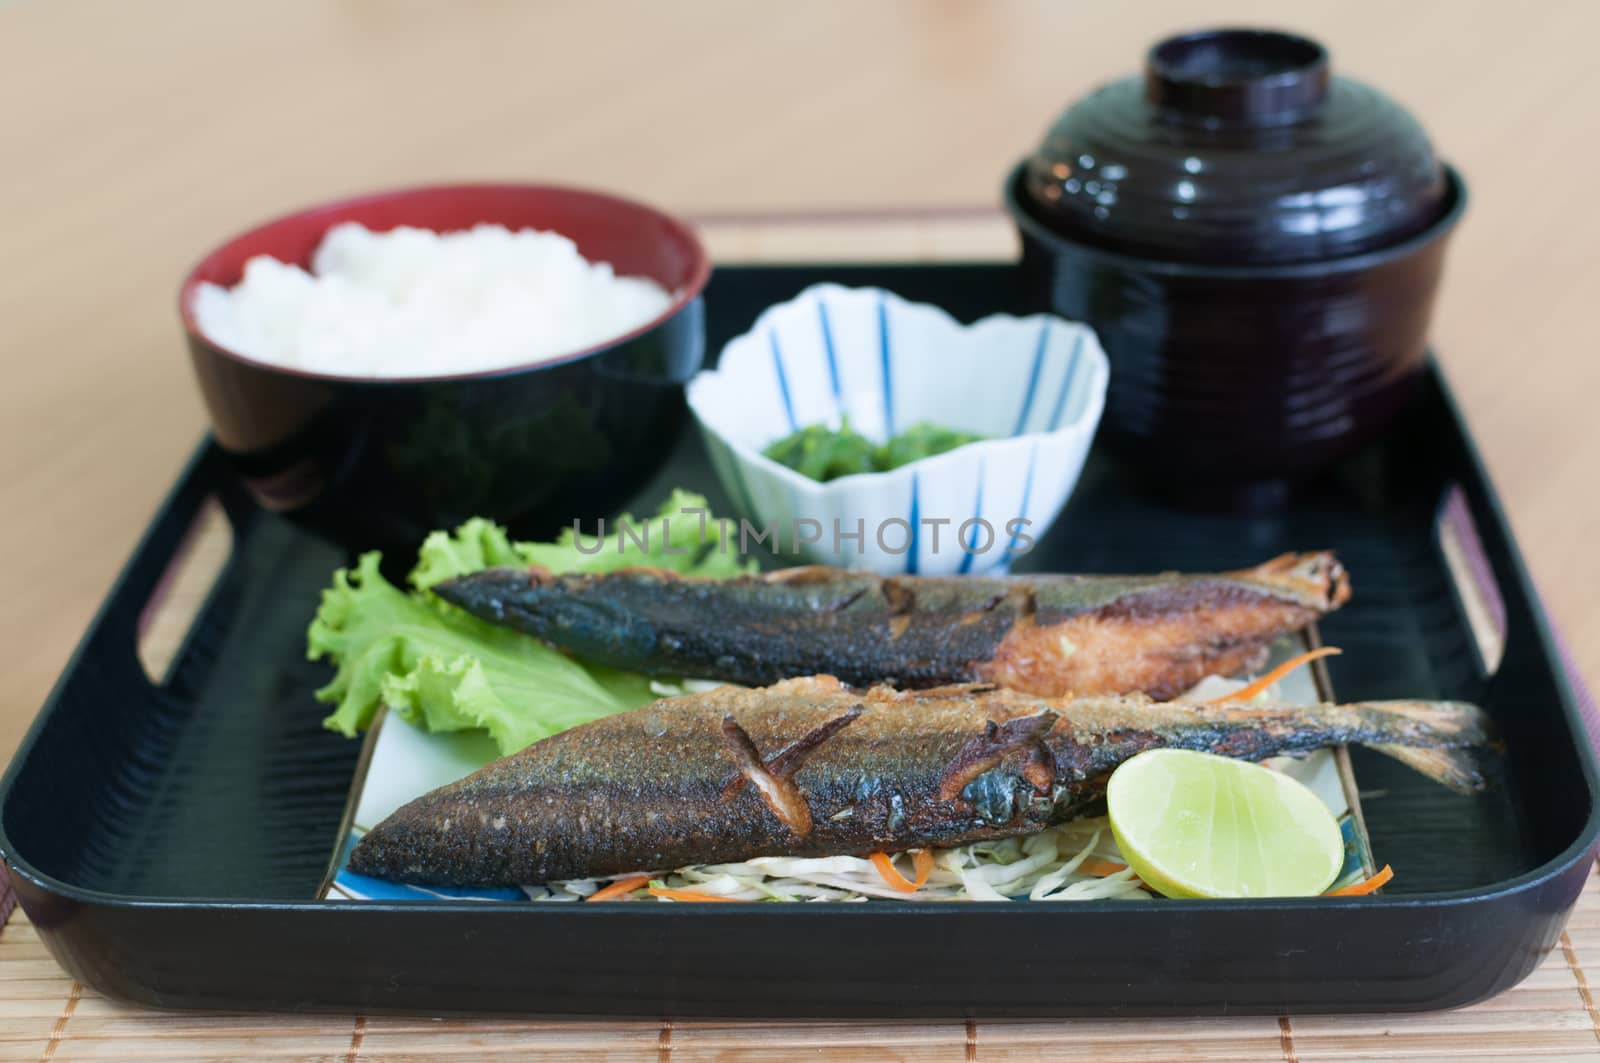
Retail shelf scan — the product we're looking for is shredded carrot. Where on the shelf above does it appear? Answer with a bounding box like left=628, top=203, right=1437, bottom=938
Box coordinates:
left=1326, top=864, right=1394, bottom=896
left=1076, top=858, right=1130, bottom=877
left=585, top=874, right=650, bottom=902
left=1209, top=647, right=1343, bottom=704
left=647, top=886, right=740, bottom=903
left=870, top=850, right=934, bottom=892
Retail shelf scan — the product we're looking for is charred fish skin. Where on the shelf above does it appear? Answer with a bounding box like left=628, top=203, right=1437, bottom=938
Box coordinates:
left=433, top=552, right=1351, bottom=699
left=348, top=675, right=1490, bottom=888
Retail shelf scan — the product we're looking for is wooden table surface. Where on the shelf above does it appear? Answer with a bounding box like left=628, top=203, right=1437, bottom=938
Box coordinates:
left=2, top=0, right=1596, bottom=801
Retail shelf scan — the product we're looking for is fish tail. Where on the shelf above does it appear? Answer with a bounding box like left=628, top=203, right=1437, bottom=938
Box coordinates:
left=1232, top=551, right=1351, bottom=610
left=1351, top=700, right=1496, bottom=794
left=1366, top=744, right=1487, bottom=794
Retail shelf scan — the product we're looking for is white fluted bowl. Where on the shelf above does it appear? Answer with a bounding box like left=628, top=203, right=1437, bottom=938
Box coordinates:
left=686, top=284, right=1108, bottom=575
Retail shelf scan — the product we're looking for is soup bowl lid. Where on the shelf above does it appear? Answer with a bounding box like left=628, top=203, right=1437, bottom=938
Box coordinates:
left=1018, top=28, right=1449, bottom=265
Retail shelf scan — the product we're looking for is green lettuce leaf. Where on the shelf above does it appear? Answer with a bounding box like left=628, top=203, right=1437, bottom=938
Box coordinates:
left=309, top=492, right=749, bottom=756
left=408, top=487, right=749, bottom=588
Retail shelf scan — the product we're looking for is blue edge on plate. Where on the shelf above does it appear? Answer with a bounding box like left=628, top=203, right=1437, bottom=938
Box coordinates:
left=330, top=832, right=525, bottom=903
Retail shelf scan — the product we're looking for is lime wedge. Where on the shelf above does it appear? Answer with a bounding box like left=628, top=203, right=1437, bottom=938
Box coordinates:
left=1106, top=749, right=1344, bottom=899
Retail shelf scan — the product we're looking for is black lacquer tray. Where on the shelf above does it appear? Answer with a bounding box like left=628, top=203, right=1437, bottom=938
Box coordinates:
left=1, top=263, right=1594, bottom=1017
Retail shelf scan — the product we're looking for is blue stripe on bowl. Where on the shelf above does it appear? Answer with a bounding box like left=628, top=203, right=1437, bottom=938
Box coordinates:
left=817, top=299, right=843, bottom=416
left=1046, top=331, right=1086, bottom=430
left=769, top=329, right=798, bottom=431
left=906, top=470, right=919, bottom=575
left=878, top=295, right=895, bottom=437
left=1011, top=322, right=1051, bottom=436
left=1008, top=441, right=1039, bottom=556
left=959, top=460, right=986, bottom=574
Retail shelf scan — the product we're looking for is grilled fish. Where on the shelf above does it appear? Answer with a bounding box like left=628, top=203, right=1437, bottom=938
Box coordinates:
left=433, top=552, right=1351, bottom=700
left=349, top=675, right=1490, bottom=887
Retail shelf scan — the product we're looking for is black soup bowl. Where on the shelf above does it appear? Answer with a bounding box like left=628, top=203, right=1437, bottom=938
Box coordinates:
left=1005, top=29, right=1467, bottom=507
left=180, top=184, right=710, bottom=551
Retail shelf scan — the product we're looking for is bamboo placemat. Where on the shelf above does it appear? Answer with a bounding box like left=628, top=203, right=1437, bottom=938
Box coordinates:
left=4, top=210, right=1598, bottom=1062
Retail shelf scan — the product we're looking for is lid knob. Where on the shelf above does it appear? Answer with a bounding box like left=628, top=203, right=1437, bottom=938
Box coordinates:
left=1146, top=29, right=1329, bottom=126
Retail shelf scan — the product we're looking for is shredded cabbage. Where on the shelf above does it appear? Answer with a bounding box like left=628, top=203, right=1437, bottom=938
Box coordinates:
left=519, top=817, right=1153, bottom=903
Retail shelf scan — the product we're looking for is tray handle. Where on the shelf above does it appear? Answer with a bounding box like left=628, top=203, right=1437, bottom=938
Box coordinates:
left=1436, top=483, right=1508, bottom=677
left=1436, top=438, right=1586, bottom=732
left=80, top=443, right=243, bottom=690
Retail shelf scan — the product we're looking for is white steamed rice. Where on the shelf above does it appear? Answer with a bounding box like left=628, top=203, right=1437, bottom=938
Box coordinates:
left=193, top=222, right=673, bottom=378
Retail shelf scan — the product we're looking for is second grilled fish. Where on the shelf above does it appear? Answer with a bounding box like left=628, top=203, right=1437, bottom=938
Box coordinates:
left=349, top=675, right=1489, bottom=887
left=433, top=552, right=1350, bottom=699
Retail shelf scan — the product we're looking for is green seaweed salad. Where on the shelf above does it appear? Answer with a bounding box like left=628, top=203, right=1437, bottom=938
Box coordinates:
left=763, top=419, right=987, bottom=482
left=309, top=490, right=750, bottom=756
